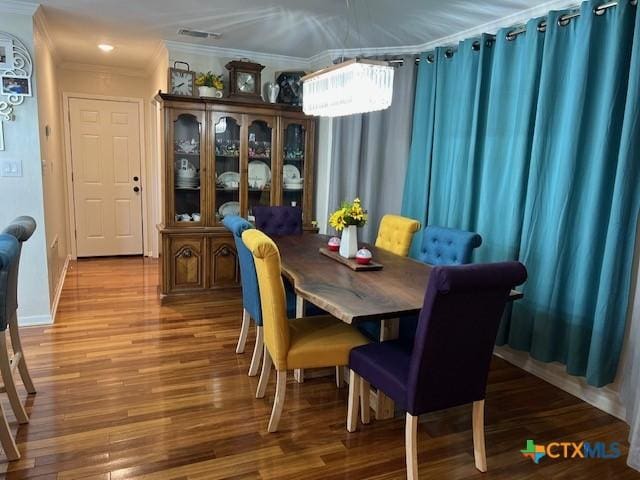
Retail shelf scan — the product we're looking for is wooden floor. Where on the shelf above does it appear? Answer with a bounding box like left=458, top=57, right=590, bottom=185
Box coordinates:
left=0, top=257, right=636, bottom=479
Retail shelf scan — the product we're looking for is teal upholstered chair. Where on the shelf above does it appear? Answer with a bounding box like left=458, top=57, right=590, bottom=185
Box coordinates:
left=418, top=225, right=482, bottom=265
left=222, top=216, right=264, bottom=377
left=359, top=225, right=483, bottom=343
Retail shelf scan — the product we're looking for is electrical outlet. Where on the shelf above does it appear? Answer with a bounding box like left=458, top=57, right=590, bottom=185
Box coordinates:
left=0, top=159, right=22, bottom=177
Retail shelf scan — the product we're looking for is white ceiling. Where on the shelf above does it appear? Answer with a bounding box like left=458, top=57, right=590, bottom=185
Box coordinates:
left=26, top=0, right=568, bottom=69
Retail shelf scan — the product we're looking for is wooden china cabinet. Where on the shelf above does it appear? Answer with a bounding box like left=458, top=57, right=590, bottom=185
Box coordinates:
left=156, top=93, right=317, bottom=299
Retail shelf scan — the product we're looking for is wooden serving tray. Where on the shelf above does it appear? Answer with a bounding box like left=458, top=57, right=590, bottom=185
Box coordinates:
left=319, top=248, right=383, bottom=271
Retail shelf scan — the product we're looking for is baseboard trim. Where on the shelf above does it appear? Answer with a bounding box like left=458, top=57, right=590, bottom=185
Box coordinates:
left=50, top=254, right=70, bottom=323
left=18, top=314, right=53, bottom=326
left=494, top=346, right=626, bottom=421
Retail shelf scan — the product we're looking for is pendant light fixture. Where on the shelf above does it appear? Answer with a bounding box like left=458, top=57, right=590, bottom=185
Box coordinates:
left=302, top=2, right=395, bottom=117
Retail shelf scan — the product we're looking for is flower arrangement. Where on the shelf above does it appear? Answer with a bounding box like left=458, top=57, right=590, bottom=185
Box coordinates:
left=329, top=198, right=367, bottom=232
left=195, top=71, right=224, bottom=90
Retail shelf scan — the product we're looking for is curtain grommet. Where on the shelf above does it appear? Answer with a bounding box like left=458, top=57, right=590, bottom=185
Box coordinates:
left=506, top=31, right=517, bottom=41
left=444, top=48, right=454, bottom=59
left=593, top=6, right=606, bottom=15
left=537, top=20, right=547, bottom=32
left=426, top=54, right=435, bottom=64
left=558, top=15, right=572, bottom=27
left=472, top=41, right=480, bottom=51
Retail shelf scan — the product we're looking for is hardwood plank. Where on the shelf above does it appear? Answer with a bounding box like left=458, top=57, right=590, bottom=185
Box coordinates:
left=0, top=257, right=631, bottom=479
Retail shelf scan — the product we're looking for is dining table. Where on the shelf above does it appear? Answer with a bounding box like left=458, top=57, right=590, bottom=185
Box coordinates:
left=274, top=233, right=524, bottom=420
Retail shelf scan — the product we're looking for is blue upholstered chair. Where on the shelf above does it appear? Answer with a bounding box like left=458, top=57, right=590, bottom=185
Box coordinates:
left=1, top=218, right=37, bottom=416
left=0, top=234, right=28, bottom=460
left=418, top=225, right=482, bottom=265
left=360, top=225, right=484, bottom=343
left=347, top=262, right=527, bottom=479
left=222, top=216, right=265, bottom=377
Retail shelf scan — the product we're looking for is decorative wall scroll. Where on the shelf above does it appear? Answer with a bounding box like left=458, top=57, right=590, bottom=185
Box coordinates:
left=0, top=32, right=33, bottom=151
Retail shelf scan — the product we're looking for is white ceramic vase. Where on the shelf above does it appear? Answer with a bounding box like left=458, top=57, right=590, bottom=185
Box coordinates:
left=199, top=86, right=222, bottom=98
left=339, top=225, right=358, bottom=259
left=266, top=82, right=280, bottom=103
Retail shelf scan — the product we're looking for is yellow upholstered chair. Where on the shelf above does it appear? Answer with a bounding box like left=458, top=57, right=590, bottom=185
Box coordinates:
left=242, top=229, right=369, bottom=432
left=374, top=214, right=421, bottom=257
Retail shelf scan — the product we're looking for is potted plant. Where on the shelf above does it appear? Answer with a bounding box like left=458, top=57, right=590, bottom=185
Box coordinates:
left=329, top=198, right=367, bottom=258
left=196, top=71, right=224, bottom=98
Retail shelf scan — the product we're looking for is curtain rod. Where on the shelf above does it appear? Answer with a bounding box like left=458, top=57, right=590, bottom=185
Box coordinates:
left=386, top=0, right=635, bottom=65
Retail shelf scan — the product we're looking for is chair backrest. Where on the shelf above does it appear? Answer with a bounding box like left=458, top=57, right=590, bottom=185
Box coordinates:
left=374, top=214, right=421, bottom=257
left=222, top=215, right=261, bottom=324
left=407, top=261, right=527, bottom=416
left=418, top=225, right=482, bottom=265
left=253, top=206, right=302, bottom=236
left=0, top=234, right=20, bottom=332
left=241, top=229, right=290, bottom=370
left=1, top=216, right=36, bottom=314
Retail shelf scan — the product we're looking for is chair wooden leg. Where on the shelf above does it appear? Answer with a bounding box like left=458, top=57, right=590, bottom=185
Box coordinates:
left=267, top=370, right=287, bottom=433
left=336, top=366, right=345, bottom=388
left=360, top=377, right=371, bottom=425
left=294, top=368, right=304, bottom=383
left=8, top=312, right=35, bottom=394
left=473, top=400, right=487, bottom=472
left=0, top=402, right=19, bottom=461
left=248, top=326, right=263, bottom=377
left=256, top=345, right=272, bottom=399
left=236, top=309, right=251, bottom=354
left=347, top=370, right=360, bottom=432
left=406, top=413, right=419, bottom=480
left=0, top=333, right=28, bottom=424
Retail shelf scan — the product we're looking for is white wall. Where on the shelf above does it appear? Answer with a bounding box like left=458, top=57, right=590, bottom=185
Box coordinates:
left=0, top=10, right=51, bottom=324
left=33, top=9, right=69, bottom=319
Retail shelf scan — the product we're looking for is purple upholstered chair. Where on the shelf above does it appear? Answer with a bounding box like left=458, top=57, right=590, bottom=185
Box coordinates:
left=252, top=206, right=303, bottom=236
left=346, top=262, right=527, bottom=479
left=252, top=206, right=302, bottom=237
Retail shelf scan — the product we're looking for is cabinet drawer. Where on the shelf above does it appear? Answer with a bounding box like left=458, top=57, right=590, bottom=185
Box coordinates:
left=168, top=235, right=206, bottom=292
left=209, top=236, right=239, bottom=289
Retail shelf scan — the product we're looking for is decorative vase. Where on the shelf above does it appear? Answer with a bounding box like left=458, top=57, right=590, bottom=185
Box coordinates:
left=198, top=86, right=219, bottom=97
left=339, top=225, right=358, bottom=259
left=266, top=82, right=280, bottom=103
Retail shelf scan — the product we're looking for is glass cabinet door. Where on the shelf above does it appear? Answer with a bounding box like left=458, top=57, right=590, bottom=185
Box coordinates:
left=247, top=117, right=275, bottom=221
left=281, top=121, right=306, bottom=211
left=172, top=112, right=204, bottom=225
left=213, top=114, right=242, bottom=224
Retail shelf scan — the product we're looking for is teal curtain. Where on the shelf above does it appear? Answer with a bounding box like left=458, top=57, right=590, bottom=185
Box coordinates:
left=512, top=1, right=640, bottom=387
left=401, top=0, right=640, bottom=386
left=402, top=52, right=437, bottom=258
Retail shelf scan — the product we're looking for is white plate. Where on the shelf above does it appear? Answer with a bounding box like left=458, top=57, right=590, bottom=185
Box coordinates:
left=218, top=201, right=241, bottom=218
left=218, top=171, right=240, bottom=188
left=249, top=161, right=271, bottom=188
left=283, top=164, right=301, bottom=181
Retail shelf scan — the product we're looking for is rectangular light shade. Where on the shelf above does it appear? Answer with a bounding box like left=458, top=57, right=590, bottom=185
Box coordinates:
left=302, top=59, right=395, bottom=117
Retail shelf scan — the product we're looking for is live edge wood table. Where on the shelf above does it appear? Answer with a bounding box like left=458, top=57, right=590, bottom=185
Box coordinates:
left=276, top=232, right=430, bottom=419
left=275, top=233, right=524, bottom=420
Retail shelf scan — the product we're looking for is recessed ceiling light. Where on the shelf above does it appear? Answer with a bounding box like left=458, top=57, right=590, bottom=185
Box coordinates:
left=98, top=44, right=115, bottom=52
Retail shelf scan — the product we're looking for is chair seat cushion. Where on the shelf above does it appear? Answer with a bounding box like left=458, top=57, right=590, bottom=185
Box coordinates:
left=349, top=340, right=412, bottom=411
left=287, top=316, right=369, bottom=369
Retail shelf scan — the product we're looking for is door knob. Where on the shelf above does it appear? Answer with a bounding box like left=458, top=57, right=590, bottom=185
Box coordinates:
left=133, top=176, right=139, bottom=181
left=133, top=186, right=140, bottom=193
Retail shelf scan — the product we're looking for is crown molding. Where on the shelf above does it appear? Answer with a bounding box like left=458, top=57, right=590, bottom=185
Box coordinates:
left=33, top=6, right=59, bottom=61
left=145, top=40, right=168, bottom=74
left=59, top=62, right=149, bottom=78
left=165, top=40, right=311, bottom=70
left=0, top=0, right=38, bottom=15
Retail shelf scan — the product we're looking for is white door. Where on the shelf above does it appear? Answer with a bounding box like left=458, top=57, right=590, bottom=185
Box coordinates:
left=69, top=98, right=143, bottom=257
